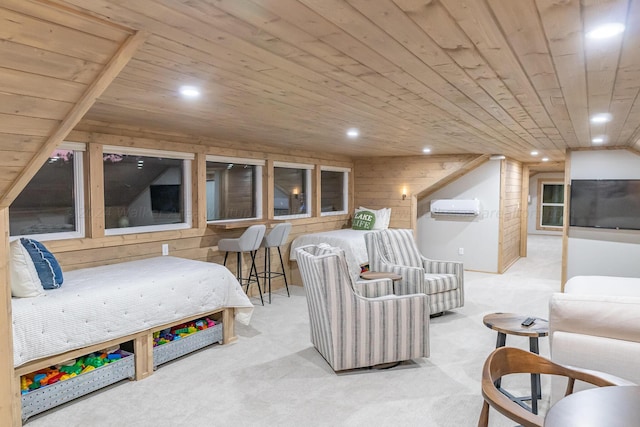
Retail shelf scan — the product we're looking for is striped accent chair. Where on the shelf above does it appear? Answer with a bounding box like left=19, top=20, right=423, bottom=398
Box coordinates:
left=295, top=244, right=430, bottom=371
left=364, top=229, right=464, bottom=315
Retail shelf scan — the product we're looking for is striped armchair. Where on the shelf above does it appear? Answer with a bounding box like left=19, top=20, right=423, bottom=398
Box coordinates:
left=295, top=244, right=430, bottom=371
left=364, top=229, right=464, bottom=315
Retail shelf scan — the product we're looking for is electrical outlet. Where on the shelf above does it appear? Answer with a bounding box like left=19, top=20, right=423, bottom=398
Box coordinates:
left=458, top=247, right=464, bottom=255
left=162, top=244, right=169, bottom=256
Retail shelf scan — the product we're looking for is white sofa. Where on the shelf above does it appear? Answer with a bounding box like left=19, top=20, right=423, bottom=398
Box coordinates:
left=548, top=275, right=640, bottom=402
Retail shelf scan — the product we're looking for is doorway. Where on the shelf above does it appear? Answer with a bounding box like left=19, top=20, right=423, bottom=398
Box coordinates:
left=521, top=163, right=565, bottom=259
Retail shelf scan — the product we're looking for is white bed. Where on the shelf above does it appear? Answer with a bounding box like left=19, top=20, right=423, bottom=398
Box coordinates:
left=12, top=256, right=253, bottom=368
left=289, top=229, right=369, bottom=275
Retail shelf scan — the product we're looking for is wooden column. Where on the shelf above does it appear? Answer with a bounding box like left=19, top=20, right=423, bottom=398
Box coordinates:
left=86, top=142, right=105, bottom=238
left=264, top=159, right=274, bottom=220
left=312, top=165, right=321, bottom=218
left=0, top=208, right=21, bottom=426
left=410, top=195, right=418, bottom=233
left=222, top=307, right=237, bottom=344
left=192, top=152, right=207, bottom=229
left=520, top=165, right=530, bottom=257
left=348, top=164, right=355, bottom=214
left=133, top=334, right=153, bottom=381
left=561, top=150, right=572, bottom=290
left=497, top=159, right=507, bottom=273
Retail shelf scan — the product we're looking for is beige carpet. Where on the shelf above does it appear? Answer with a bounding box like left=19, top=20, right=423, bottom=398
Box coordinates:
left=25, top=235, right=561, bottom=427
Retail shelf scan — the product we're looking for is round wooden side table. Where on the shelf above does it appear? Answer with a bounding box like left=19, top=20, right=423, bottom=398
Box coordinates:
left=359, top=271, right=402, bottom=282
left=483, top=312, right=549, bottom=415
left=359, top=271, right=403, bottom=295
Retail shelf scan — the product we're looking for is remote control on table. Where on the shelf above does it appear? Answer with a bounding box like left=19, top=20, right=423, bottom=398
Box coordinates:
left=521, top=317, right=536, bottom=327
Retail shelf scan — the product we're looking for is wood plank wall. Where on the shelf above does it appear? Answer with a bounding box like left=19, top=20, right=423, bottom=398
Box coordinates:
left=498, top=158, right=523, bottom=273
left=353, top=154, right=487, bottom=229
left=23, top=127, right=493, bottom=290
left=37, top=126, right=352, bottom=290
left=0, top=208, right=20, bottom=425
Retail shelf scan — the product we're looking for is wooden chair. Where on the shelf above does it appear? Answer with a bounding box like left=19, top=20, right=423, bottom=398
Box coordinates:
left=478, top=346, right=635, bottom=427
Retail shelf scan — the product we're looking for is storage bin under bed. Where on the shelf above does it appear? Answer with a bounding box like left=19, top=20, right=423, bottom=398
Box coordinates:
left=20, top=321, right=225, bottom=420
left=21, top=351, right=135, bottom=421
left=153, top=322, right=223, bottom=368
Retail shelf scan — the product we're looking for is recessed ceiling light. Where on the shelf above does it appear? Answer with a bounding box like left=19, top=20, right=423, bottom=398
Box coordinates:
left=586, top=23, right=625, bottom=39
left=179, top=86, right=200, bottom=98
left=542, top=157, right=549, bottom=162
left=530, top=151, right=539, bottom=156
left=422, top=148, right=431, bottom=154
left=346, top=128, right=359, bottom=138
left=592, top=137, right=605, bottom=144
left=590, top=113, right=612, bottom=124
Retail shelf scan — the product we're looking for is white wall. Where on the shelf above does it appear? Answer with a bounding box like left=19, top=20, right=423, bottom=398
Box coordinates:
left=527, top=172, right=564, bottom=235
left=566, top=150, right=640, bottom=279
left=416, top=160, right=501, bottom=273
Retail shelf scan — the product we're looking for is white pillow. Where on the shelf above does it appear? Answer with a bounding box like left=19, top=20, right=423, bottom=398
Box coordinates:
left=357, top=206, right=391, bottom=230
left=10, top=239, right=45, bottom=298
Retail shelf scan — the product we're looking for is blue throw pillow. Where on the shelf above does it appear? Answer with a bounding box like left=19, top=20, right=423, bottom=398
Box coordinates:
left=20, top=238, right=63, bottom=289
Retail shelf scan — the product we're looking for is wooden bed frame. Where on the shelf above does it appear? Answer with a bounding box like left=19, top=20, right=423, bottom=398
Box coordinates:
left=11, top=306, right=236, bottom=423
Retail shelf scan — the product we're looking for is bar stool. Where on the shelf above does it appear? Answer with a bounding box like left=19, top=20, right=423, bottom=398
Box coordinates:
left=218, top=224, right=266, bottom=305
left=260, top=222, right=291, bottom=304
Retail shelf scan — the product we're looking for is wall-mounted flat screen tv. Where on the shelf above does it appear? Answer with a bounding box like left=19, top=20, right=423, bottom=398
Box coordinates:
left=150, top=184, right=181, bottom=213
left=570, top=179, right=640, bottom=230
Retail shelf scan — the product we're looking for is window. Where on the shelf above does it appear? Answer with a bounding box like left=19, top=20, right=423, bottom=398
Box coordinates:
left=538, top=180, right=564, bottom=229
left=273, top=162, right=312, bottom=218
left=103, top=146, right=193, bottom=235
left=206, top=156, right=263, bottom=222
left=10, top=142, right=85, bottom=240
left=320, top=167, right=349, bottom=215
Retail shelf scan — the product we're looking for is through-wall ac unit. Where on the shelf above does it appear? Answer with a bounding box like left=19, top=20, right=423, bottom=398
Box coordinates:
left=430, top=199, right=480, bottom=216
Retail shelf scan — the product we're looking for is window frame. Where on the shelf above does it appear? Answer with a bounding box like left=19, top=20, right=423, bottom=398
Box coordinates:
left=9, top=141, right=86, bottom=242
left=537, top=179, right=564, bottom=231
left=103, top=146, right=194, bottom=236
left=273, top=161, right=312, bottom=219
left=205, top=155, right=264, bottom=224
left=320, top=166, right=350, bottom=216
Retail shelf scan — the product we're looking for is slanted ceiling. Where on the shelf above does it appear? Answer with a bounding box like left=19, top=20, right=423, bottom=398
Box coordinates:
left=0, top=0, right=146, bottom=207
left=2, top=0, right=639, bottom=203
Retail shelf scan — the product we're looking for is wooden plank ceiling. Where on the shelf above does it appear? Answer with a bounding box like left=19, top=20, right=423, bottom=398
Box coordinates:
left=2, top=0, right=640, bottom=174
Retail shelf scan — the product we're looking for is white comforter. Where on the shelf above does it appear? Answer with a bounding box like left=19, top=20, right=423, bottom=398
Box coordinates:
left=289, top=229, right=369, bottom=275
left=12, top=256, right=253, bottom=368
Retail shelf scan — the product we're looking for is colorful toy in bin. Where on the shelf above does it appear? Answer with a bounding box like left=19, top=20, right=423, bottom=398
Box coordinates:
left=20, top=347, right=131, bottom=394
left=152, top=317, right=216, bottom=348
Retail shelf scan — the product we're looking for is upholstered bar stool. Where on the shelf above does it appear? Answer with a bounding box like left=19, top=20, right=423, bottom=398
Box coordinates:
left=259, top=222, right=292, bottom=304
left=218, top=224, right=266, bottom=305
